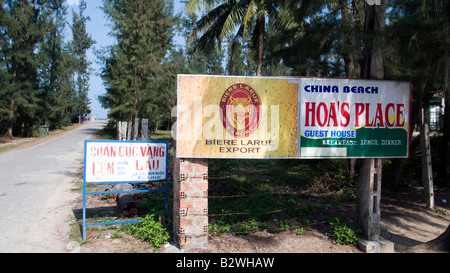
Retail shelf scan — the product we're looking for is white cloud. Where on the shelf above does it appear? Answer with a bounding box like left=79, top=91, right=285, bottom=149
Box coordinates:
left=67, top=0, right=80, bottom=6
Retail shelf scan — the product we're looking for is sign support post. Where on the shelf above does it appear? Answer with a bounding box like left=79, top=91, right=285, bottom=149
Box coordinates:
left=356, top=158, right=382, bottom=240
left=421, top=123, right=434, bottom=208
left=172, top=142, right=209, bottom=249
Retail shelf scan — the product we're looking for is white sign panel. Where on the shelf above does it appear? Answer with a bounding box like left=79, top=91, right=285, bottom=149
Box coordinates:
left=84, top=140, right=168, bottom=182
left=299, top=78, right=411, bottom=158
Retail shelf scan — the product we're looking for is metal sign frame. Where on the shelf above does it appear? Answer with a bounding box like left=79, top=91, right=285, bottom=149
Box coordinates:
left=82, top=140, right=169, bottom=241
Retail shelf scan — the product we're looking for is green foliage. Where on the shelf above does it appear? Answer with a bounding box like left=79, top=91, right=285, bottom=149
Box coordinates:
left=0, top=0, right=45, bottom=137
left=276, top=219, right=293, bottom=231
left=294, top=227, right=304, bottom=236
left=209, top=220, right=231, bottom=235
left=207, top=159, right=357, bottom=237
left=123, top=214, right=169, bottom=248
left=97, top=120, right=117, bottom=140
left=111, top=230, right=123, bottom=239
left=121, top=191, right=169, bottom=248
left=69, top=0, right=95, bottom=124
left=185, top=0, right=285, bottom=76
left=328, top=217, right=359, bottom=245
left=99, top=0, right=177, bottom=131
left=233, top=219, right=259, bottom=234
left=137, top=192, right=167, bottom=216
left=0, top=0, right=93, bottom=137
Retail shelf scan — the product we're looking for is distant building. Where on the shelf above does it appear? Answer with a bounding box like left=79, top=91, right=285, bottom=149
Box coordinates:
left=428, top=93, right=444, bottom=131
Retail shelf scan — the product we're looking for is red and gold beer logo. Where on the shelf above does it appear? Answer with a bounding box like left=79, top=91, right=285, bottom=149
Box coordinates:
left=220, top=83, right=261, bottom=138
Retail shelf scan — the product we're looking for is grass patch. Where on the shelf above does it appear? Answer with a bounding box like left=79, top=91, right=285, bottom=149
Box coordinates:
left=207, top=158, right=357, bottom=237
left=0, top=143, right=22, bottom=153
left=121, top=214, right=170, bottom=248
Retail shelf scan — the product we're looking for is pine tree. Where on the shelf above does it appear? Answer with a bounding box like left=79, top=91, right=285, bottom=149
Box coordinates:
left=0, top=0, right=47, bottom=137
left=69, top=0, right=94, bottom=123
left=100, top=0, right=176, bottom=132
left=37, top=0, right=74, bottom=129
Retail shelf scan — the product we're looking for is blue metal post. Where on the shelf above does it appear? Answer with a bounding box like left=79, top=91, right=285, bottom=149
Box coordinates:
left=82, top=177, right=86, bottom=241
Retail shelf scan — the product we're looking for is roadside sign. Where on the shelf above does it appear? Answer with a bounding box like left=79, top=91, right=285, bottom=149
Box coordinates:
left=82, top=140, right=169, bottom=241
left=84, top=140, right=167, bottom=182
left=176, top=75, right=298, bottom=158
left=175, top=75, right=411, bottom=159
left=298, top=78, right=411, bottom=158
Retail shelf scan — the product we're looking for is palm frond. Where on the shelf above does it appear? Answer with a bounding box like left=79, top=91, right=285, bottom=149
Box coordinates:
left=185, top=0, right=224, bottom=15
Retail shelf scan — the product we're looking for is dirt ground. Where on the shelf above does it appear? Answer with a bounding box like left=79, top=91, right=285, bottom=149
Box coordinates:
left=182, top=185, right=450, bottom=254
left=78, top=177, right=450, bottom=254
left=2, top=130, right=449, bottom=253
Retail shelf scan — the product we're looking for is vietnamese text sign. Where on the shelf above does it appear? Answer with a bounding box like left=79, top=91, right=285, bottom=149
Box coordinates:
left=298, top=78, right=411, bottom=158
left=176, top=75, right=298, bottom=158
left=84, top=140, right=168, bottom=182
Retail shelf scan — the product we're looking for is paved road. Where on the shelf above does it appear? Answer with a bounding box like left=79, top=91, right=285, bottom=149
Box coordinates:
left=0, top=120, right=106, bottom=252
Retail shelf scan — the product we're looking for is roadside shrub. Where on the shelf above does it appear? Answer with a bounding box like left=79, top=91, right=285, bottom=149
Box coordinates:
left=124, top=214, right=169, bottom=248
left=329, top=217, right=359, bottom=245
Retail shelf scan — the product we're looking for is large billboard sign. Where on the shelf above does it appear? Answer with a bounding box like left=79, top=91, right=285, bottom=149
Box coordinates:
left=298, top=78, right=411, bottom=158
left=175, top=75, right=411, bottom=159
left=175, top=75, right=299, bottom=158
left=84, top=140, right=168, bottom=182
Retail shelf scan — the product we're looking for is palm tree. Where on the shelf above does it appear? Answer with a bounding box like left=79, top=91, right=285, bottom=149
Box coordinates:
left=185, top=0, right=281, bottom=76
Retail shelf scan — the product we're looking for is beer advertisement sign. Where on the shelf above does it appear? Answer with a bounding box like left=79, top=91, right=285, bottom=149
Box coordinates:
left=175, top=75, right=299, bottom=158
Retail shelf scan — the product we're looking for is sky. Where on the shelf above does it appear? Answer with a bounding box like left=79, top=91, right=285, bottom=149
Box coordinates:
left=66, top=0, right=185, bottom=119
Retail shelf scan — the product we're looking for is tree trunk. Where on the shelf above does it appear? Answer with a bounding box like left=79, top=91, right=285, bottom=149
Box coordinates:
left=340, top=0, right=361, bottom=79
left=361, top=1, right=385, bottom=80
left=356, top=0, right=385, bottom=241
left=6, top=99, right=14, bottom=138
left=115, top=184, right=138, bottom=217
left=127, top=114, right=133, bottom=140
left=256, top=13, right=265, bottom=76
left=227, top=39, right=237, bottom=75
left=340, top=1, right=362, bottom=180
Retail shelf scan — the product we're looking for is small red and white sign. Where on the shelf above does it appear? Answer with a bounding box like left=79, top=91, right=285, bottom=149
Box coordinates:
left=84, top=140, right=167, bottom=182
